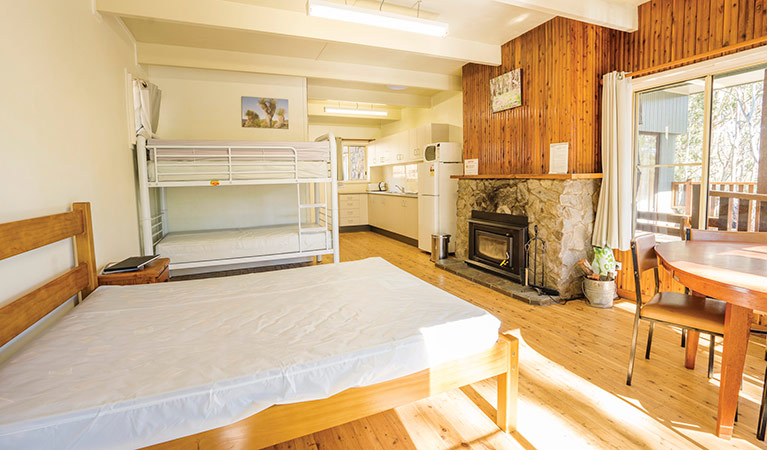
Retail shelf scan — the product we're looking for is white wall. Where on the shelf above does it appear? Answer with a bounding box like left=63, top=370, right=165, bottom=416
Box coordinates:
left=149, top=65, right=308, bottom=141
left=308, top=124, right=381, bottom=141
left=148, top=66, right=310, bottom=230
left=380, top=91, right=463, bottom=142
left=0, top=1, right=144, bottom=358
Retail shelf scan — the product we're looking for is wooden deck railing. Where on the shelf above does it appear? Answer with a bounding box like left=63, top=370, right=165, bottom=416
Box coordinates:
left=709, top=190, right=767, bottom=231
left=656, top=181, right=767, bottom=235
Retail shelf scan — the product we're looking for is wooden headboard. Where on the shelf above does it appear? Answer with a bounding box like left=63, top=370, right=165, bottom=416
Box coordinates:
left=0, top=202, right=97, bottom=347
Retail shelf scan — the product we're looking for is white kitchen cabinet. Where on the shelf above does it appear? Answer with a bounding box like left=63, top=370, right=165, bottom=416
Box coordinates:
left=367, top=194, right=418, bottom=240
left=400, top=197, right=418, bottom=238
left=369, top=123, right=452, bottom=167
left=366, top=143, right=376, bottom=170
left=367, top=194, right=386, bottom=227
left=339, top=193, right=368, bottom=227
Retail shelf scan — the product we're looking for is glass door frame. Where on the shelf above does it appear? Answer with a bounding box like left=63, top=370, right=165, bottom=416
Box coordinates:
left=630, top=46, right=767, bottom=235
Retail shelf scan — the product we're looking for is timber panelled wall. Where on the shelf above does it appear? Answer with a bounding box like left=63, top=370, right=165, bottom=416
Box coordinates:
left=462, top=17, right=631, bottom=175
left=461, top=0, right=767, bottom=300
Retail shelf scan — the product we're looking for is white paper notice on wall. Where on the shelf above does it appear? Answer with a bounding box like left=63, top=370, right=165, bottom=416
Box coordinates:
left=464, top=158, right=478, bottom=176
left=548, top=143, right=569, bottom=174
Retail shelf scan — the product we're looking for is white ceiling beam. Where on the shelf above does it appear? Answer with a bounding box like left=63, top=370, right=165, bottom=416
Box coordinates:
left=136, top=43, right=462, bottom=92
left=493, top=0, right=638, bottom=32
left=96, top=0, right=501, bottom=65
left=307, top=85, right=432, bottom=108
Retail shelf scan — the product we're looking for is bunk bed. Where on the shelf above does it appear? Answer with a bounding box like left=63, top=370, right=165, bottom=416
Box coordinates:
left=135, top=135, right=340, bottom=271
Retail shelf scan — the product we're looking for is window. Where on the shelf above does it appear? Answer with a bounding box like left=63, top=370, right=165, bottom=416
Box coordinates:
left=341, top=145, right=367, bottom=181
left=633, top=63, right=766, bottom=238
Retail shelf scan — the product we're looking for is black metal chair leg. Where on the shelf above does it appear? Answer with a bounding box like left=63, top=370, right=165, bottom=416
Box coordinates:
left=681, top=328, right=686, bottom=348
left=708, top=335, right=716, bottom=379
left=645, top=322, right=655, bottom=360
left=758, top=365, right=767, bottom=441
left=627, top=318, right=641, bottom=386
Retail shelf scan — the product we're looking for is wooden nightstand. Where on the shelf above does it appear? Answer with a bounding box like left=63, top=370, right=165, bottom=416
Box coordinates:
left=98, top=258, right=171, bottom=286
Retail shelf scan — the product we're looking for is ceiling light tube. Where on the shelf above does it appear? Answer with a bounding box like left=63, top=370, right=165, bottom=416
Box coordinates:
left=307, top=0, right=449, bottom=37
left=325, top=107, right=388, bottom=117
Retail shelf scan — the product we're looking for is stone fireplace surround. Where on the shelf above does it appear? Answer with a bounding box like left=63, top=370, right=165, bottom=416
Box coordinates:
left=455, top=178, right=601, bottom=299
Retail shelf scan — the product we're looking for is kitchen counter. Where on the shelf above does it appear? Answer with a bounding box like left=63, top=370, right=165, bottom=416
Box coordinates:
left=366, top=191, right=418, bottom=198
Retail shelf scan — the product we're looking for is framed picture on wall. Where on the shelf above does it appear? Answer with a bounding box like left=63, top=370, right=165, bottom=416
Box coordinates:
left=241, top=97, right=289, bottom=129
left=490, top=69, right=522, bottom=113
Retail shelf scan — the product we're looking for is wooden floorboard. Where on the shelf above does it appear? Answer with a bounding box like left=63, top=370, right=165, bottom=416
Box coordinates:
left=247, top=231, right=764, bottom=449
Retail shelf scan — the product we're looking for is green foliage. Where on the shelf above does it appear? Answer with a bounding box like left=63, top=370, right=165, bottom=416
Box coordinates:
left=591, top=246, right=617, bottom=280
left=675, top=80, right=763, bottom=184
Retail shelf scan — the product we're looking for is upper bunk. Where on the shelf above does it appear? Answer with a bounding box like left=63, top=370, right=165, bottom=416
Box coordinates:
left=140, top=138, right=335, bottom=187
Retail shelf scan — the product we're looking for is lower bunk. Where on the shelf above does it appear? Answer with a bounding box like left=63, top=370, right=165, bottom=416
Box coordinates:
left=156, top=223, right=332, bottom=270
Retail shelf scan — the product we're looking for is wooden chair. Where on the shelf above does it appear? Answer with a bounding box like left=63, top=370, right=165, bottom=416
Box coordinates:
left=626, top=233, right=726, bottom=386
left=686, top=228, right=767, bottom=440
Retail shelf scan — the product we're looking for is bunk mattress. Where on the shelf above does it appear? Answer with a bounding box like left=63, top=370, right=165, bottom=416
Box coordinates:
left=0, top=257, right=501, bottom=450
left=156, top=224, right=330, bottom=264
left=146, top=160, right=328, bottom=182
left=146, top=140, right=330, bottom=183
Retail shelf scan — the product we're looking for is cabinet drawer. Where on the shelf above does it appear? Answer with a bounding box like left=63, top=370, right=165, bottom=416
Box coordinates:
left=340, top=216, right=361, bottom=226
left=341, top=209, right=360, bottom=218
left=342, top=199, right=361, bottom=208
left=340, top=194, right=361, bottom=203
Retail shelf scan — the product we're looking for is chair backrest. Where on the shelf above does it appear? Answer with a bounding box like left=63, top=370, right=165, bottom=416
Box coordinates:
left=687, top=228, right=767, bottom=243
left=630, top=233, right=659, bottom=305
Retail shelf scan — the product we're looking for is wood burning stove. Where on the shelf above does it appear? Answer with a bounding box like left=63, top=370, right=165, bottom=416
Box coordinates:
left=466, top=211, right=528, bottom=282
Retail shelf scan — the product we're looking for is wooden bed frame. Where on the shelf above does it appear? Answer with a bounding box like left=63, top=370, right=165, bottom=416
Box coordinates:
left=0, top=202, right=520, bottom=449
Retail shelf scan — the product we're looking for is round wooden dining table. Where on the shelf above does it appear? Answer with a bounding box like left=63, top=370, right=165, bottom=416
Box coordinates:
left=655, top=240, right=767, bottom=439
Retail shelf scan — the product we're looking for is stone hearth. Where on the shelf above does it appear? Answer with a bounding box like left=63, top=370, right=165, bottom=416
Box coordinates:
left=456, top=178, right=600, bottom=299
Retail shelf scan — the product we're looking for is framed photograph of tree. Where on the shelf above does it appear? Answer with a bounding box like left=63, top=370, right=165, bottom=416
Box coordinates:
left=241, top=97, right=289, bottom=129
left=490, top=69, right=522, bottom=113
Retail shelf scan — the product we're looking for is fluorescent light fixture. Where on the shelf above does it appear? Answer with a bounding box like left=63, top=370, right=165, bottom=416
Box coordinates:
left=386, top=85, right=408, bottom=90
left=325, top=107, right=388, bottom=117
left=307, top=0, right=449, bottom=37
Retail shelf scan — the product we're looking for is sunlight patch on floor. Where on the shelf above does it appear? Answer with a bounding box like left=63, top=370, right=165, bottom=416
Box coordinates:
left=512, top=332, right=704, bottom=448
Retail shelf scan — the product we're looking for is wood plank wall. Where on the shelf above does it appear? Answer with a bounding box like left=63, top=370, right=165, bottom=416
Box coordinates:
left=462, top=17, right=630, bottom=175
left=615, top=0, right=767, bottom=299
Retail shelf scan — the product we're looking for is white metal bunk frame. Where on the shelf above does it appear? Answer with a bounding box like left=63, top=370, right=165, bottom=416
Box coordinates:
left=135, top=133, right=340, bottom=270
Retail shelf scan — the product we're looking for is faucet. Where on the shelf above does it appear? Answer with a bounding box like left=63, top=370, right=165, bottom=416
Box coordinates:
left=394, top=184, right=405, bottom=193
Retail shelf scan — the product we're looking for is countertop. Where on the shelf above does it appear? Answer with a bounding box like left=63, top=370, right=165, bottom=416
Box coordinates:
left=365, top=191, right=418, bottom=198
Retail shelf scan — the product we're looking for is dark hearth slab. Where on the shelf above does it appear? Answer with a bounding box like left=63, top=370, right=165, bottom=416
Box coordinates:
left=435, top=257, right=561, bottom=306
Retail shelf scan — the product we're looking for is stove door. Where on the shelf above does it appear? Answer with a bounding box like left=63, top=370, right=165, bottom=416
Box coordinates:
left=473, top=229, right=512, bottom=266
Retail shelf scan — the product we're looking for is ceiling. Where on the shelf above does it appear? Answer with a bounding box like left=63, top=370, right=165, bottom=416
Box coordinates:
left=99, top=0, right=646, bottom=123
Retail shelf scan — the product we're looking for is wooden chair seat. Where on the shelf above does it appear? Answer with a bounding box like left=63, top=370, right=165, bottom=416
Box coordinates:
left=642, top=293, right=726, bottom=335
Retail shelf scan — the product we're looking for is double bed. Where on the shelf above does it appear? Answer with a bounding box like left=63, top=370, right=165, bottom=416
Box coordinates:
left=0, top=203, right=519, bottom=449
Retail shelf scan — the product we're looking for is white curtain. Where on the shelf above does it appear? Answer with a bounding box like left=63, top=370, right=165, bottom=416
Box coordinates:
left=133, top=79, right=162, bottom=137
left=592, top=71, right=633, bottom=251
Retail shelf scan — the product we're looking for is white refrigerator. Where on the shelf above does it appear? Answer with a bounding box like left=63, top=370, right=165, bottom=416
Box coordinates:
left=417, top=143, right=463, bottom=253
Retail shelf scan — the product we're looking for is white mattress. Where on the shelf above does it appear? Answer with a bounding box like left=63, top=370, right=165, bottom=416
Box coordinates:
left=0, top=258, right=500, bottom=450
left=145, top=140, right=330, bottom=183
left=147, top=160, right=328, bottom=182
left=147, top=139, right=331, bottom=160
left=156, top=224, right=330, bottom=264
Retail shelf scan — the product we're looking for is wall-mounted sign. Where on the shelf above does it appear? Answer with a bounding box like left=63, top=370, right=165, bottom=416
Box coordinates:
left=464, top=158, right=479, bottom=176
left=548, top=143, right=569, bottom=174
left=490, top=68, right=522, bottom=113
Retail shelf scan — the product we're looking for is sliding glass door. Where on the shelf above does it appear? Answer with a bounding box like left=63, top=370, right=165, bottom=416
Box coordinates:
left=707, top=65, right=766, bottom=231
left=634, top=79, right=706, bottom=240
left=633, top=63, right=767, bottom=238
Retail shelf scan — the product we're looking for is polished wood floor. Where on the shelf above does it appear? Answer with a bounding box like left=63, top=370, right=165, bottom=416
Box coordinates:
left=260, top=231, right=766, bottom=450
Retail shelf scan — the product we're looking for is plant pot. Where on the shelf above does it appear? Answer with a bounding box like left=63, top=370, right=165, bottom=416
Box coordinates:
left=582, top=278, right=616, bottom=308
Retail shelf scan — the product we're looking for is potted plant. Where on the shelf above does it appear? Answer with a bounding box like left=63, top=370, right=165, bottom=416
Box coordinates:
left=580, top=246, right=618, bottom=308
